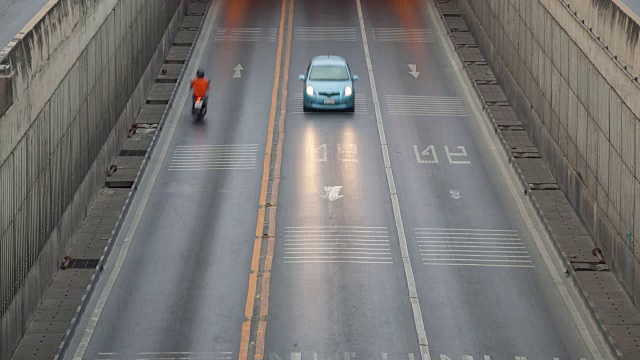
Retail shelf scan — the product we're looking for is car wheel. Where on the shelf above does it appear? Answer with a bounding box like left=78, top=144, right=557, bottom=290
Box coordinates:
left=346, top=106, right=355, bottom=113
left=303, top=105, right=311, bottom=112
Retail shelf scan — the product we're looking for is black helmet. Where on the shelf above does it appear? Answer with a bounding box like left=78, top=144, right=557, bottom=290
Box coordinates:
left=196, top=69, right=205, bottom=78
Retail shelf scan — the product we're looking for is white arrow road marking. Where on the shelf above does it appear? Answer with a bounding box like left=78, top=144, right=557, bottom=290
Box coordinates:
left=408, top=64, right=420, bottom=78
left=321, top=186, right=344, bottom=201
left=233, top=64, right=243, bottom=78
left=449, top=190, right=462, bottom=199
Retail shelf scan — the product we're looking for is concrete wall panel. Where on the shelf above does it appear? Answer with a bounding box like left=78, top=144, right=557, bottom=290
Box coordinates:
left=560, top=30, right=569, bottom=79
left=568, top=0, right=640, bottom=78
left=587, top=68, right=597, bottom=121
left=610, top=149, right=623, bottom=217
left=559, top=77, right=568, bottom=129
left=552, top=66, right=560, bottom=116
left=587, top=115, right=599, bottom=194
left=598, top=80, right=610, bottom=139
left=622, top=105, right=636, bottom=171
left=621, top=167, right=635, bottom=234
left=460, top=0, right=640, bottom=308
left=577, top=102, right=587, bottom=160
left=0, top=0, right=188, bottom=357
left=610, top=91, right=622, bottom=155
left=576, top=51, right=587, bottom=105
left=568, top=38, right=577, bottom=90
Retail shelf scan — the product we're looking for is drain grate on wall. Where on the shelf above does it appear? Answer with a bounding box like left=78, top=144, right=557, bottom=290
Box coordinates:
left=465, top=60, right=488, bottom=65
left=119, top=149, right=148, bottom=157
left=67, top=259, right=100, bottom=269
left=527, top=183, right=559, bottom=190
left=498, top=124, right=525, bottom=131
left=571, top=262, right=609, bottom=271
left=475, top=80, right=498, bottom=85
left=485, top=101, right=510, bottom=106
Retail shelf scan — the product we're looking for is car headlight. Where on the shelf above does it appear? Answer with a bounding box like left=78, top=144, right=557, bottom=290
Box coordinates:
left=344, top=86, right=353, bottom=97
left=306, top=85, right=314, bottom=96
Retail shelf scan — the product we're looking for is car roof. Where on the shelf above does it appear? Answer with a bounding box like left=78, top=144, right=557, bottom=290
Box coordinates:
left=311, top=55, right=347, bottom=66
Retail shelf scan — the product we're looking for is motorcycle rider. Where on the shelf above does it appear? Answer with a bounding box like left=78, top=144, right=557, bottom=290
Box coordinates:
left=190, top=68, right=210, bottom=114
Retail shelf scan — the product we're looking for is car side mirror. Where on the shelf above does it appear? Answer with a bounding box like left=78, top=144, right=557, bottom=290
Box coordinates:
left=352, top=75, right=359, bottom=81
left=299, top=74, right=306, bottom=81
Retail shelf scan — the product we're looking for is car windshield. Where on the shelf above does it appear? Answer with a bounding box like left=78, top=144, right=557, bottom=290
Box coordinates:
left=308, top=65, right=349, bottom=81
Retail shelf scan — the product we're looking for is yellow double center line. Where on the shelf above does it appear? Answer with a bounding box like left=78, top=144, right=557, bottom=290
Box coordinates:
left=238, top=0, right=293, bottom=359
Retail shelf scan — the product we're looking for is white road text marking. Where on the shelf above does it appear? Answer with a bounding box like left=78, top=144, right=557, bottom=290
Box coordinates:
left=414, top=145, right=439, bottom=163
left=338, top=144, right=358, bottom=162
left=445, top=146, right=471, bottom=164
left=414, top=145, right=470, bottom=164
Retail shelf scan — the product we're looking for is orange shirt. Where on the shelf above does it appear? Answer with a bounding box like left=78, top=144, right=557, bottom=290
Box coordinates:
left=191, top=78, right=210, bottom=97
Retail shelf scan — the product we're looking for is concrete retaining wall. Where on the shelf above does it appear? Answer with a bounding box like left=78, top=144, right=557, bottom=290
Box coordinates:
left=568, top=0, right=640, bottom=79
left=457, top=0, right=640, bottom=308
left=0, top=0, right=188, bottom=357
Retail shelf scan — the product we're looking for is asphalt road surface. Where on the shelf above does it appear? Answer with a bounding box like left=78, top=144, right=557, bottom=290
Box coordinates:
left=64, top=0, right=613, bottom=360
left=0, top=0, right=49, bottom=49
left=620, top=0, right=640, bottom=16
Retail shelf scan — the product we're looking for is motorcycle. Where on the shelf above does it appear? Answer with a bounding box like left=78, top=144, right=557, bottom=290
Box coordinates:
left=193, top=97, right=206, bottom=122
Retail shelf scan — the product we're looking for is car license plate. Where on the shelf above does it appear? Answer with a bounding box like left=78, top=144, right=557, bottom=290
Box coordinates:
left=324, top=99, right=335, bottom=104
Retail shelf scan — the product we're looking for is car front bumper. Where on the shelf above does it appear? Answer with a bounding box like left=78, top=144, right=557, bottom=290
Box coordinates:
left=304, top=94, right=355, bottom=110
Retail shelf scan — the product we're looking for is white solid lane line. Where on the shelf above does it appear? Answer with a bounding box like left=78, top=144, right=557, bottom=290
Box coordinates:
left=355, top=1, right=432, bottom=359
left=414, top=227, right=517, bottom=232
left=71, top=1, right=223, bottom=359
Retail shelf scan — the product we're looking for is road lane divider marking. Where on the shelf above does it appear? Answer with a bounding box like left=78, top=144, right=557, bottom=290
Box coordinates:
left=283, top=226, right=393, bottom=264
left=294, top=27, right=358, bottom=41
left=385, top=95, right=466, bottom=116
left=267, top=28, right=278, bottom=42
left=238, top=0, right=293, bottom=359
left=425, top=1, right=607, bottom=358
left=372, top=28, right=435, bottom=42
left=355, top=1, right=432, bottom=359
left=71, top=1, right=222, bottom=359
left=214, top=28, right=262, bottom=42
left=214, top=28, right=277, bottom=42
left=169, top=144, right=258, bottom=170
left=416, top=230, right=534, bottom=269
